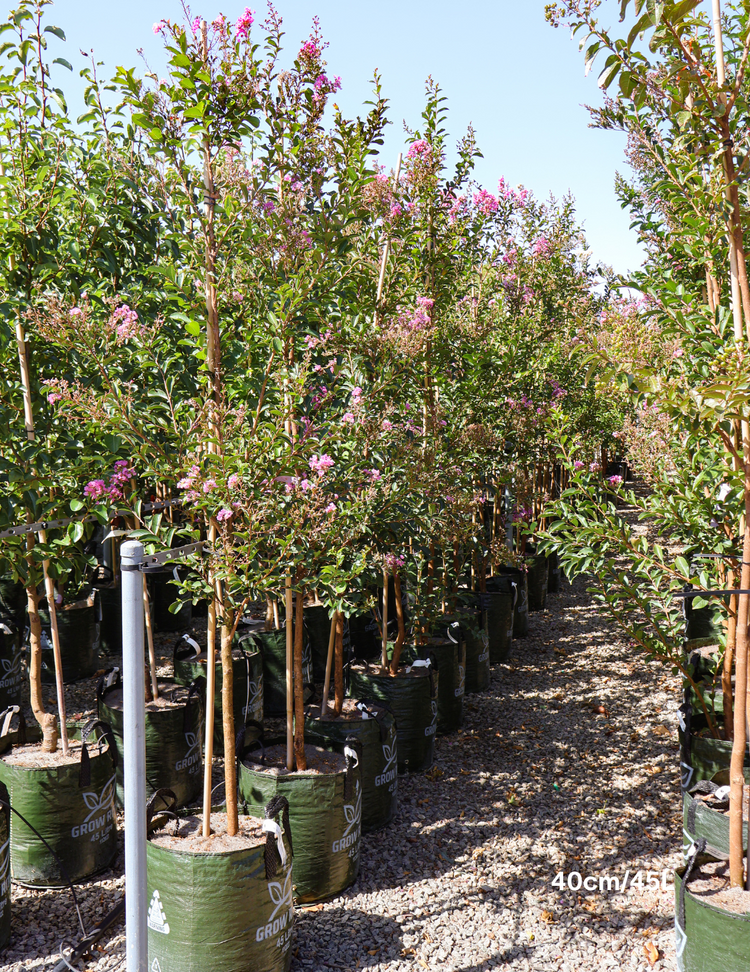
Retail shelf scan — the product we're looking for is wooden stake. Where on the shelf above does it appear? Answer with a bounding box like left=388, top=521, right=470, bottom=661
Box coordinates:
left=381, top=568, right=389, bottom=670
left=39, top=532, right=68, bottom=756
left=320, top=612, right=337, bottom=717
left=285, top=575, right=294, bottom=770
left=201, top=557, right=217, bottom=837
left=334, top=612, right=344, bottom=716
left=142, top=575, right=159, bottom=701
left=293, top=588, right=306, bottom=770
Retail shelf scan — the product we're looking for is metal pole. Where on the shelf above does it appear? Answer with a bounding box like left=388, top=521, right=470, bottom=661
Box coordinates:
left=121, top=540, right=147, bottom=972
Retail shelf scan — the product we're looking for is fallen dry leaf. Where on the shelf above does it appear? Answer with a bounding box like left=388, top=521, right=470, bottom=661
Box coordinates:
left=643, top=941, right=660, bottom=966
left=540, top=910, right=557, bottom=924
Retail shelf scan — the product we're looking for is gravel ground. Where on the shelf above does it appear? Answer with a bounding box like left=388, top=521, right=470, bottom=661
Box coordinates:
left=2, top=574, right=682, bottom=971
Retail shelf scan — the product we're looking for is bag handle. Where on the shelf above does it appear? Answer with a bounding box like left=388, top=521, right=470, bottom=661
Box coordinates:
left=173, top=633, right=202, bottom=665
left=96, top=667, right=122, bottom=709
left=146, top=788, right=179, bottom=837
left=356, top=699, right=392, bottom=742
left=0, top=705, right=26, bottom=744
left=344, top=735, right=362, bottom=803
left=264, top=794, right=292, bottom=877
left=79, top=719, right=118, bottom=788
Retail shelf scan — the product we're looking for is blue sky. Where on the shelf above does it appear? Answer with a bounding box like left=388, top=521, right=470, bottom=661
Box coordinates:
left=49, top=0, right=646, bottom=274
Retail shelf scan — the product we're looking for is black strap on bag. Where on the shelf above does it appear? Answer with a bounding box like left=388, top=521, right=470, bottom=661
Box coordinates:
left=678, top=838, right=707, bottom=935
left=95, top=667, right=122, bottom=713
left=264, top=794, right=292, bottom=879
left=173, top=632, right=202, bottom=666
left=183, top=678, right=204, bottom=734
left=678, top=702, right=693, bottom=791
left=0, top=705, right=26, bottom=750
left=344, top=736, right=362, bottom=803
left=237, top=725, right=266, bottom=767
left=686, top=780, right=729, bottom=835
left=146, top=788, right=179, bottom=837
left=356, top=700, right=392, bottom=742
left=79, top=719, right=118, bottom=788
left=0, top=780, right=9, bottom=833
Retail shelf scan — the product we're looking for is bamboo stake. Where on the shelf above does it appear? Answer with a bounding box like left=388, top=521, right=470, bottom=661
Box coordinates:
left=201, top=585, right=217, bottom=837
left=320, top=612, right=337, bottom=717
left=334, top=612, right=344, bottom=716
left=390, top=573, right=406, bottom=674
left=381, top=569, right=389, bottom=670
left=142, top=575, right=159, bottom=701
left=293, top=588, right=306, bottom=770
left=273, top=598, right=280, bottom=630
left=285, top=575, right=294, bottom=770
left=39, top=531, right=68, bottom=756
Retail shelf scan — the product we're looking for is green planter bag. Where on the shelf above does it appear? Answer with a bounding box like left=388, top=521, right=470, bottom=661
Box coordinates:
left=239, top=740, right=361, bottom=904
left=305, top=701, right=398, bottom=832
left=173, top=634, right=263, bottom=754
left=348, top=662, right=438, bottom=774
left=406, top=636, right=464, bottom=734
left=147, top=792, right=294, bottom=972
left=0, top=622, right=23, bottom=713
left=678, top=704, right=750, bottom=792
left=0, top=714, right=117, bottom=887
left=681, top=781, right=746, bottom=863
left=240, top=626, right=312, bottom=718
left=0, top=781, right=9, bottom=950
left=489, top=568, right=529, bottom=637
left=674, top=846, right=750, bottom=972
left=39, top=592, right=100, bottom=684
left=462, top=611, right=490, bottom=693
left=98, top=670, right=204, bottom=808
left=0, top=578, right=25, bottom=635
left=526, top=554, right=548, bottom=612
left=97, top=584, right=122, bottom=657
left=149, top=569, right=192, bottom=633
left=480, top=583, right=516, bottom=663
left=547, top=551, right=561, bottom=594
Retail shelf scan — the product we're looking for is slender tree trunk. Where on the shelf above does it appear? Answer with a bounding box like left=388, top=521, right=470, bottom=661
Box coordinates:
left=26, top=580, right=57, bottom=752
left=293, top=589, right=307, bottom=771
left=390, top=572, right=406, bottom=674
left=729, top=475, right=750, bottom=886
left=333, top=611, right=344, bottom=716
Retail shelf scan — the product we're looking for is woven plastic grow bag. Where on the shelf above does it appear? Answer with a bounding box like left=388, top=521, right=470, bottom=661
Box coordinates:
left=681, top=782, right=747, bottom=863
left=0, top=578, right=25, bottom=634
left=0, top=622, right=23, bottom=712
left=405, top=636, right=463, bottom=734
left=479, top=583, right=516, bottom=664
left=0, top=781, right=9, bottom=950
left=348, top=663, right=438, bottom=774
left=146, top=792, right=294, bottom=972
left=462, top=610, right=490, bottom=694
left=39, top=593, right=100, bottom=684
left=239, top=740, right=362, bottom=904
left=173, top=634, right=263, bottom=754
left=97, top=584, right=122, bottom=657
left=677, top=704, right=750, bottom=792
left=526, top=554, right=548, bottom=612
left=674, top=848, right=750, bottom=972
left=488, top=568, right=529, bottom=637
left=547, top=551, right=561, bottom=594
left=98, top=671, right=204, bottom=808
left=240, top=626, right=312, bottom=719
left=305, top=701, right=398, bottom=832
left=0, top=714, right=117, bottom=887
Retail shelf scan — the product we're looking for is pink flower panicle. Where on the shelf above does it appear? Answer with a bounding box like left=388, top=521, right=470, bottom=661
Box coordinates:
left=324, top=502, right=336, bottom=514
left=309, top=454, right=334, bottom=477
left=589, top=462, right=602, bottom=473
left=608, top=475, right=623, bottom=486
left=473, top=188, right=498, bottom=215
left=191, top=16, right=202, bottom=34
left=216, top=508, right=233, bottom=522
left=342, top=412, right=355, bottom=424
left=384, top=553, right=405, bottom=571
left=84, top=480, right=107, bottom=500
left=235, top=7, right=254, bottom=37
left=110, top=304, right=142, bottom=344
left=407, top=139, right=431, bottom=160
left=573, top=461, right=585, bottom=471
left=365, top=468, right=381, bottom=482
left=227, top=474, right=240, bottom=490
left=153, top=20, right=168, bottom=34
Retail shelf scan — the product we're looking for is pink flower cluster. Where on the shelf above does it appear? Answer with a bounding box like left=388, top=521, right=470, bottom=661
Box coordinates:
left=573, top=460, right=585, bottom=471
left=365, top=468, right=381, bottom=482
left=533, top=235, right=552, bottom=258
left=398, top=296, right=434, bottom=333
left=299, top=38, right=320, bottom=61
left=84, top=460, right=136, bottom=503
left=407, top=139, right=431, bottom=160
left=153, top=19, right=168, bottom=34
left=511, top=506, right=533, bottom=523
left=309, top=454, right=334, bottom=477
left=496, top=177, right=528, bottom=208
left=384, top=553, right=405, bottom=571
left=235, top=7, right=254, bottom=38
left=110, top=304, right=142, bottom=344
left=473, top=189, right=498, bottom=215
left=607, top=475, right=623, bottom=486
left=216, top=508, right=233, bottom=522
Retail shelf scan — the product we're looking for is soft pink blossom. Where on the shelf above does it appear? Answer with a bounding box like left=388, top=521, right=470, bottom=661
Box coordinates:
left=84, top=480, right=107, bottom=500
left=235, top=7, right=254, bottom=37
left=309, top=454, right=334, bottom=477
left=342, top=412, right=355, bottom=424
left=227, top=474, right=240, bottom=490
left=216, top=508, right=233, bottom=522
left=203, top=479, right=217, bottom=493
left=324, top=502, right=336, bottom=513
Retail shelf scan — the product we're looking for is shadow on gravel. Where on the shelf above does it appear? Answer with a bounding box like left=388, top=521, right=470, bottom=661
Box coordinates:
left=292, top=906, right=403, bottom=970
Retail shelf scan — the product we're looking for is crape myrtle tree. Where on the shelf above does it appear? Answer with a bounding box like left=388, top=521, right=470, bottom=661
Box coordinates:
left=0, top=0, right=162, bottom=751
left=544, top=0, right=750, bottom=886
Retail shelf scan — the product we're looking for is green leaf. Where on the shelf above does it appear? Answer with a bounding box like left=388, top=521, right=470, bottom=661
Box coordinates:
left=53, top=57, right=73, bottom=71
left=44, top=25, right=66, bottom=40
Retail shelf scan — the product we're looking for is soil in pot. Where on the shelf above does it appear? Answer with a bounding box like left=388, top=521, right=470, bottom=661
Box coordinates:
left=173, top=633, right=263, bottom=754
left=0, top=622, right=24, bottom=712
left=39, top=591, right=100, bottom=684
left=239, top=742, right=361, bottom=904
left=147, top=808, right=293, bottom=972
left=347, top=663, right=438, bottom=774
left=0, top=724, right=117, bottom=887
left=405, top=637, right=464, bottom=734
left=240, top=626, right=312, bottom=719
left=305, top=698, right=398, bottom=832
left=98, top=677, right=204, bottom=808
left=675, top=854, right=750, bottom=972
left=488, top=568, right=529, bottom=637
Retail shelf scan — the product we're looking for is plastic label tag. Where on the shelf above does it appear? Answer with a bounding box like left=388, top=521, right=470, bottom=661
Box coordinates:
left=262, top=818, right=287, bottom=866
left=677, top=708, right=686, bottom=732
left=411, top=659, right=431, bottom=669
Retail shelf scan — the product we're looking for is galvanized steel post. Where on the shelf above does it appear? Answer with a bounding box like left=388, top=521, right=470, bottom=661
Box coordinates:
left=121, top=540, right=147, bottom=972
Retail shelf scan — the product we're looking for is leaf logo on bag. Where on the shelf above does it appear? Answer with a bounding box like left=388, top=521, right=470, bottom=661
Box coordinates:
left=1, top=656, right=20, bottom=676
left=243, top=679, right=262, bottom=718
left=425, top=700, right=438, bottom=737
left=73, top=775, right=117, bottom=838
left=175, top=731, right=201, bottom=773
left=147, top=889, right=170, bottom=935
left=343, top=780, right=362, bottom=837
left=455, top=664, right=465, bottom=698
left=375, top=738, right=398, bottom=788
left=256, top=871, right=293, bottom=944
left=0, top=839, right=9, bottom=884
left=82, top=776, right=116, bottom=822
